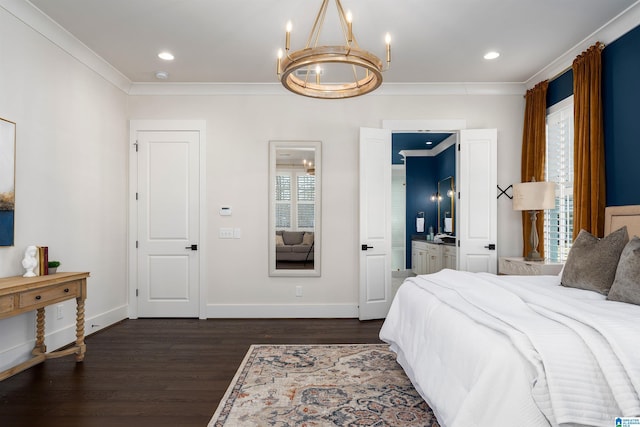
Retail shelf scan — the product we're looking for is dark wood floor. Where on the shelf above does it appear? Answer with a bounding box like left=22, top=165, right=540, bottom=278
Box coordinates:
left=0, top=318, right=385, bottom=427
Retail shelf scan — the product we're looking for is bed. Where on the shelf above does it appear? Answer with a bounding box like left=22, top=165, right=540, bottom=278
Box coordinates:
left=380, top=205, right=640, bottom=427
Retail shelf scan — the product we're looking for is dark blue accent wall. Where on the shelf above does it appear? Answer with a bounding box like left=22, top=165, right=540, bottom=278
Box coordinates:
left=547, top=69, right=573, bottom=107
left=437, top=144, right=456, bottom=182
left=406, top=156, right=436, bottom=240
left=404, top=144, right=456, bottom=268
left=544, top=24, right=640, bottom=207
left=603, top=24, right=640, bottom=206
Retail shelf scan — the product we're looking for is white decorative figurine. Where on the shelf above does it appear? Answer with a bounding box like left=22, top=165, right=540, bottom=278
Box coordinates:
left=22, top=245, right=38, bottom=277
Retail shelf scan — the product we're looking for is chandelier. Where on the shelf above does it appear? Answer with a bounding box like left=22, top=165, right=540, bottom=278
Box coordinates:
left=276, top=0, right=391, bottom=99
left=303, top=159, right=315, bottom=175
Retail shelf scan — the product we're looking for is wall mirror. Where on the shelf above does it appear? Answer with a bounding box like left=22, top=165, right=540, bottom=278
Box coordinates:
left=438, top=176, right=455, bottom=235
left=269, top=140, right=321, bottom=276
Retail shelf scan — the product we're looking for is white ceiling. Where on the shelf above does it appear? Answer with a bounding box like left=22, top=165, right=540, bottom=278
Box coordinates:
left=26, top=0, right=640, bottom=85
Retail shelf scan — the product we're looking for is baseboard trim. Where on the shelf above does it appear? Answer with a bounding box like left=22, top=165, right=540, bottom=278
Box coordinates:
left=0, top=304, right=127, bottom=373
left=206, top=303, right=359, bottom=319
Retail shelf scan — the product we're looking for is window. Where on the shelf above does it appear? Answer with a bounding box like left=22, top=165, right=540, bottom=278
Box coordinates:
left=275, top=173, right=292, bottom=228
left=275, top=171, right=315, bottom=230
left=296, top=174, right=315, bottom=229
left=545, top=96, right=574, bottom=262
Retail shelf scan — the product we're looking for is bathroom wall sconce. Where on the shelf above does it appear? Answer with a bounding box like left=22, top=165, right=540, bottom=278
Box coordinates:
left=430, top=192, right=442, bottom=202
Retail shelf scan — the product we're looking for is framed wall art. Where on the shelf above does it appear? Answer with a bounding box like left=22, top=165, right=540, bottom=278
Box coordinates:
left=0, top=117, right=16, bottom=246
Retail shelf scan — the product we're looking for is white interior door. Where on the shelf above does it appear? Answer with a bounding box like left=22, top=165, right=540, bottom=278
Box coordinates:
left=136, top=130, right=200, bottom=317
left=359, top=127, right=392, bottom=320
left=458, top=129, right=498, bottom=273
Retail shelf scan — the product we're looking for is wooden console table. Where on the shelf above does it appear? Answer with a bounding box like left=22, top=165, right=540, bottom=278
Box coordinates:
left=0, top=272, right=89, bottom=381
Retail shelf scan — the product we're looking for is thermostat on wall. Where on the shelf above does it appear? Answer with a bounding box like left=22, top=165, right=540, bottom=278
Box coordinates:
left=219, top=206, right=232, bottom=216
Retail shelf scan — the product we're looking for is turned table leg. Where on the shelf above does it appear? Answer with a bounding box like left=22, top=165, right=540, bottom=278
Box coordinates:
left=75, top=297, right=86, bottom=361
left=34, top=307, right=47, bottom=354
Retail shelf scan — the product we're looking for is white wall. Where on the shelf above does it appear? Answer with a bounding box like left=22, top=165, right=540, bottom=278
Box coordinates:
left=0, top=6, right=129, bottom=371
left=0, top=0, right=526, bottom=374
left=127, top=93, right=525, bottom=317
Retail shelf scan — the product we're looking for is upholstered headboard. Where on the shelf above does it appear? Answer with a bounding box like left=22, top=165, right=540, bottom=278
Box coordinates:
left=605, top=205, right=640, bottom=237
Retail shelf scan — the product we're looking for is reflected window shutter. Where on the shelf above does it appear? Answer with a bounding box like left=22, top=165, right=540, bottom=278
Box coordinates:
left=275, top=173, right=291, bottom=229
left=296, top=174, right=315, bottom=229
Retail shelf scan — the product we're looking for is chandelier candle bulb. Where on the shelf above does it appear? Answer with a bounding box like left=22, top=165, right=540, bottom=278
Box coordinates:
left=277, top=49, right=283, bottom=75
left=285, top=21, right=292, bottom=51
left=386, top=33, right=391, bottom=64
left=346, top=10, right=353, bottom=42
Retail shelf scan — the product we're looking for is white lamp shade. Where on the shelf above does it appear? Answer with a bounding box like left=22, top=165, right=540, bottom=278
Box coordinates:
left=512, top=181, right=556, bottom=211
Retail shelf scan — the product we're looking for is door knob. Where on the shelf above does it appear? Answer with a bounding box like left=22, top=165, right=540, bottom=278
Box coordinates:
left=361, top=244, right=374, bottom=251
left=185, top=244, right=198, bottom=251
left=484, top=244, right=496, bottom=250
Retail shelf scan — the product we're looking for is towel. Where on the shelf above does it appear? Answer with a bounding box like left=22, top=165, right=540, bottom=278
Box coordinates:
left=444, top=218, right=453, bottom=233
left=416, top=217, right=425, bottom=233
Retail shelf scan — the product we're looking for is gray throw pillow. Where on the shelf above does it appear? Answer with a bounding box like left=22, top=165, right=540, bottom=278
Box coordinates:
left=607, top=236, right=640, bottom=305
left=561, top=226, right=629, bottom=294
left=282, top=231, right=303, bottom=245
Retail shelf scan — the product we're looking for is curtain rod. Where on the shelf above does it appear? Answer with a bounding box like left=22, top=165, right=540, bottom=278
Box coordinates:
left=526, top=42, right=606, bottom=96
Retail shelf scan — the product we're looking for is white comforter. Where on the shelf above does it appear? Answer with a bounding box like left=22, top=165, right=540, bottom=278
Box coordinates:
left=380, top=269, right=640, bottom=427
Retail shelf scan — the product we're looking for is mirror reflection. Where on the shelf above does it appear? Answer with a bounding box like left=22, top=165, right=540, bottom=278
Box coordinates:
left=437, top=176, right=455, bottom=235
left=269, top=141, right=321, bottom=276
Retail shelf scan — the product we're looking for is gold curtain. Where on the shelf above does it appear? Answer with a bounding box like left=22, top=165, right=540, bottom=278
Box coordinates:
left=573, top=42, right=606, bottom=238
left=521, top=80, right=549, bottom=258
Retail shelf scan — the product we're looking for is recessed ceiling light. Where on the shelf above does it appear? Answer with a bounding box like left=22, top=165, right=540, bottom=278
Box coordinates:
left=155, top=71, right=169, bottom=79
left=425, top=141, right=433, bottom=145
left=484, top=51, right=500, bottom=60
left=158, top=52, right=174, bottom=61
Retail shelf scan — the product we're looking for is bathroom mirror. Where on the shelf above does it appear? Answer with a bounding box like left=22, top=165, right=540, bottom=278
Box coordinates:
left=269, top=140, right=321, bottom=276
left=438, top=176, right=455, bottom=235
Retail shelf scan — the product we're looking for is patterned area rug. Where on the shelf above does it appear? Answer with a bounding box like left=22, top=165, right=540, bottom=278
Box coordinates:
left=209, top=344, right=440, bottom=426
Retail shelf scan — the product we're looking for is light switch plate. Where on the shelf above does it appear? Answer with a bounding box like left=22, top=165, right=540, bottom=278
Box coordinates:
left=219, top=227, right=234, bottom=238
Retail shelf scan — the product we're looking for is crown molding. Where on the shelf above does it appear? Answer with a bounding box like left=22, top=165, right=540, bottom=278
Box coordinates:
left=0, top=0, right=131, bottom=93
left=398, top=134, right=457, bottom=160
left=525, top=0, right=640, bottom=88
left=127, top=81, right=526, bottom=96
left=376, top=82, right=525, bottom=96
left=128, top=82, right=288, bottom=96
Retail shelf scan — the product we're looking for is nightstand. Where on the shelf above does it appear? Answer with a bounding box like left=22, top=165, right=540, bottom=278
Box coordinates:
left=499, top=257, right=564, bottom=276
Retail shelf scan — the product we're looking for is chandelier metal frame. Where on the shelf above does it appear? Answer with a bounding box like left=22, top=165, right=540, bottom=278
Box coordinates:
left=277, top=0, right=390, bottom=99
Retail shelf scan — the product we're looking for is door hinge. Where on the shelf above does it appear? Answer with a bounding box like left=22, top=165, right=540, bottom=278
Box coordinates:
left=136, top=289, right=139, bottom=297
left=458, top=240, right=460, bottom=247
left=135, top=192, right=138, bottom=200
left=134, top=141, right=139, bottom=152
left=457, top=144, right=460, bottom=151
left=135, top=240, right=139, bottom=249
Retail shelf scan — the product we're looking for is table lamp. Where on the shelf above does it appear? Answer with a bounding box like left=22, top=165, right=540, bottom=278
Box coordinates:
left=513, top=180, right=556, bottom=261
